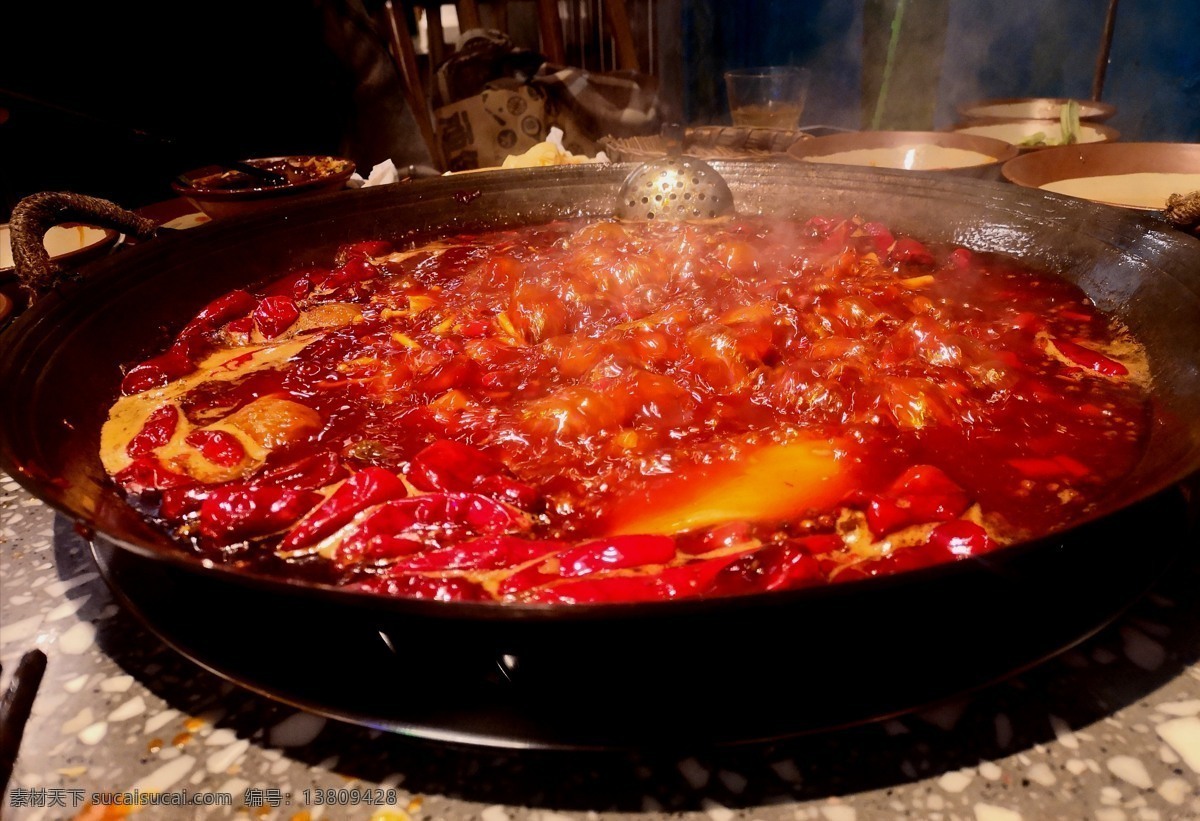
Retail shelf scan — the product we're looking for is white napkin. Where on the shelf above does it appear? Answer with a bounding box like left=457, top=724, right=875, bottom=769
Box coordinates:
left=346, top=159, right=401, bottom=189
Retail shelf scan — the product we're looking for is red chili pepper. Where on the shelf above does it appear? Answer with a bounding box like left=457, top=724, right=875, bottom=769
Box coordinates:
left=866, top=499, right=934, bottom=539
left=332, top=501, right=424, bottom=565
left=114, top=458, right=193, bottom=494
left=257, top=452, right=348, bottom=491
left=253, top=295, right=301, bottom=339
left=805, top=215, right=842, bottom=236
left=525, top=551, right=748, bottom=603
left=497, top=561, right=558, bottom=596
left=433, top=338, right=464, bottom=356
left=362, top=536, right=428, bottom=561
left=854, top=520, right=992, bottom=578
left=474, top=475, right=541, bottom=511
left=791, top=534, right=843, bottom=555
left=126, top=406, right=179, bottom=458
left=928, top=520, right=991, bottom=558
left=949, top=247, right=973, bottom=269
left=416, top=358, right=478, bottom=396
left=854, top=547, right=934, bottom=577
left=390, top=535, right=564, bottom=573
left=995, top=350, right=1023, bottom=368
left=1006, top=457, right=1061, bottom=477
left=120, top=349, right=195, bottom=395
left=225, top=316, right=255, bottom=335
left=261, top=269, right=318, bottom=300
left=656, top=553, right=750, bottom=597
left=159, top=485, right=212, bottom=519
left=859, top=221, right=895, bottom=253
left=459, top=319, right=490, bottom=338
left=199, top=486, right=321, bottom=543
left=178, top=290, right=258, bottom=343
left=555, top=535, right=676, bottom=578
left=865, top=464, right=971, bottom=537
left=441, top=492, right=529, bottom=533
left=339, top=492, right=526, bottom=562
left=280, top=467, right=409, bottom=551
left=356, top=574, right=488, bottom=602
left=478, top=371, right=511, bottom=393
left=325, top=257, right=379, bottom=287
left=1051, top=338, right=1128, bottom=376
left=1009, top=311, right=1041, bottom=332
left=407, top=440, right=506, bottom=493
left=1055, top=455, right=1090, bottom=478
left=343, top=240, right=393, bottom=259
left=706, top=544, right=823, bottom=597
left=815, top=220, right=852, bottom=255
left=679, top=521, right=754, bottom=555
left=890, top=237, right=934, bottom=265
left=184, top=429, right=246, bottom=467
left=526, top=574, right=666, bottom=604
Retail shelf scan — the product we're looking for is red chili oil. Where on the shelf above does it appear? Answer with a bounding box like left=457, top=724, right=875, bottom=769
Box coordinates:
left=111, top=216, right=1151, bottom=604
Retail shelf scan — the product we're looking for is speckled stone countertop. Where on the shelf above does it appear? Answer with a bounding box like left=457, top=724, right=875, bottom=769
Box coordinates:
left=3, top=471, right=1200, bottom=821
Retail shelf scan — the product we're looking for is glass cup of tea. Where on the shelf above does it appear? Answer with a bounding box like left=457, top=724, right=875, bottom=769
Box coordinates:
left=724, top=66, right=811, bottom=130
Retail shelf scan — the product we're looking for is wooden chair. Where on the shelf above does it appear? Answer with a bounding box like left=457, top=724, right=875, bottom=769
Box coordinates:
left=375, top=0, right=642, bottom=167
left=531, top=0, right=640, bottom=72
left=376, top=2, right=442, bottom=165
left=414, top=1, right=640, bottom=72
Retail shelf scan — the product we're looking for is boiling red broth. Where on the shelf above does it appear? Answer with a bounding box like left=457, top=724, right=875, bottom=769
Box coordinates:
left=106, top=216, right=1151, bottom=603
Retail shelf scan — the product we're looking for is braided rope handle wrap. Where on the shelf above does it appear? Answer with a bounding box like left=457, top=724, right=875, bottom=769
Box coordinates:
left=9, top=192, right=159, bottom=299
left=1164, top=190, right=1200, bottom=235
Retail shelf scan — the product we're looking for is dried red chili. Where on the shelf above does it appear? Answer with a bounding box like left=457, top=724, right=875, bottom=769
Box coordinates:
left=102, top=216, right=1151, bottom=604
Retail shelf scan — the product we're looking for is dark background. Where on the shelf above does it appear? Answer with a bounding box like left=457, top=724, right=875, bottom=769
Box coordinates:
left=0, top=0, right=431, bottom=218
left=683, top=0, right=1200, bottom=138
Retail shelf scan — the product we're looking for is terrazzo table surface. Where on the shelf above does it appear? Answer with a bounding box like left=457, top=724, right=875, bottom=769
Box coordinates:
left=3, top=472, right=1200, bottom=821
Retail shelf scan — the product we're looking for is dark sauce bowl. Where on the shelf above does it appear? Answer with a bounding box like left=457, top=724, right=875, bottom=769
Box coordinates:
left=171, top=155, right=356, bottom=220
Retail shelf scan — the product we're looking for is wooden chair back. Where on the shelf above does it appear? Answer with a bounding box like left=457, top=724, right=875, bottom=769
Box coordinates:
left=376, top=0, right=643, bottom=168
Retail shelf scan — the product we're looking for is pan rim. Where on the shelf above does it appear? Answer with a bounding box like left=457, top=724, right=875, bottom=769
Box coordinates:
left=3, top=162, right=1199, bottom=618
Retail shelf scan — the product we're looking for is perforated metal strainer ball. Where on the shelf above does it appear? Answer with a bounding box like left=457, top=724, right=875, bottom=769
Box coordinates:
left=615, top=156, right=736, bottom=221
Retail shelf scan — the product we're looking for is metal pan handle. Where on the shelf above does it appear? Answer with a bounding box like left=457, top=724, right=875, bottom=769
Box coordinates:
left=9, top=192, right=160, bottom=299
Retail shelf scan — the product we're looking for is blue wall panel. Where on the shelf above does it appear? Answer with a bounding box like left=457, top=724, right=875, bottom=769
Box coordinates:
left=686, top=0, right=1200, bottom=141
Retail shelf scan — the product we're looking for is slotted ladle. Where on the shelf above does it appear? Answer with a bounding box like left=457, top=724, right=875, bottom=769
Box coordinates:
left=614, top=125, right=735, bottom=221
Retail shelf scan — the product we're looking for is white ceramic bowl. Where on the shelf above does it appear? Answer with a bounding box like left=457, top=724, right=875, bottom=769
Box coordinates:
left=787, top=130, right=1018, bottom=179
left=951, top=119, right=1119, bottom=151
left=956, top=97, right=1116, bottom=122
left=0, top=223, right=120, bottom=274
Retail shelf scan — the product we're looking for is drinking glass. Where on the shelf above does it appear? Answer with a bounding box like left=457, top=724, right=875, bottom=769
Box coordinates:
left=724, top=66, right=811, bottom=129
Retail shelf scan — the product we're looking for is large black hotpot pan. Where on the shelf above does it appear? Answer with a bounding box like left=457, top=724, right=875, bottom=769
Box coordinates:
left=3, top=162, right=1200, bottom=746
